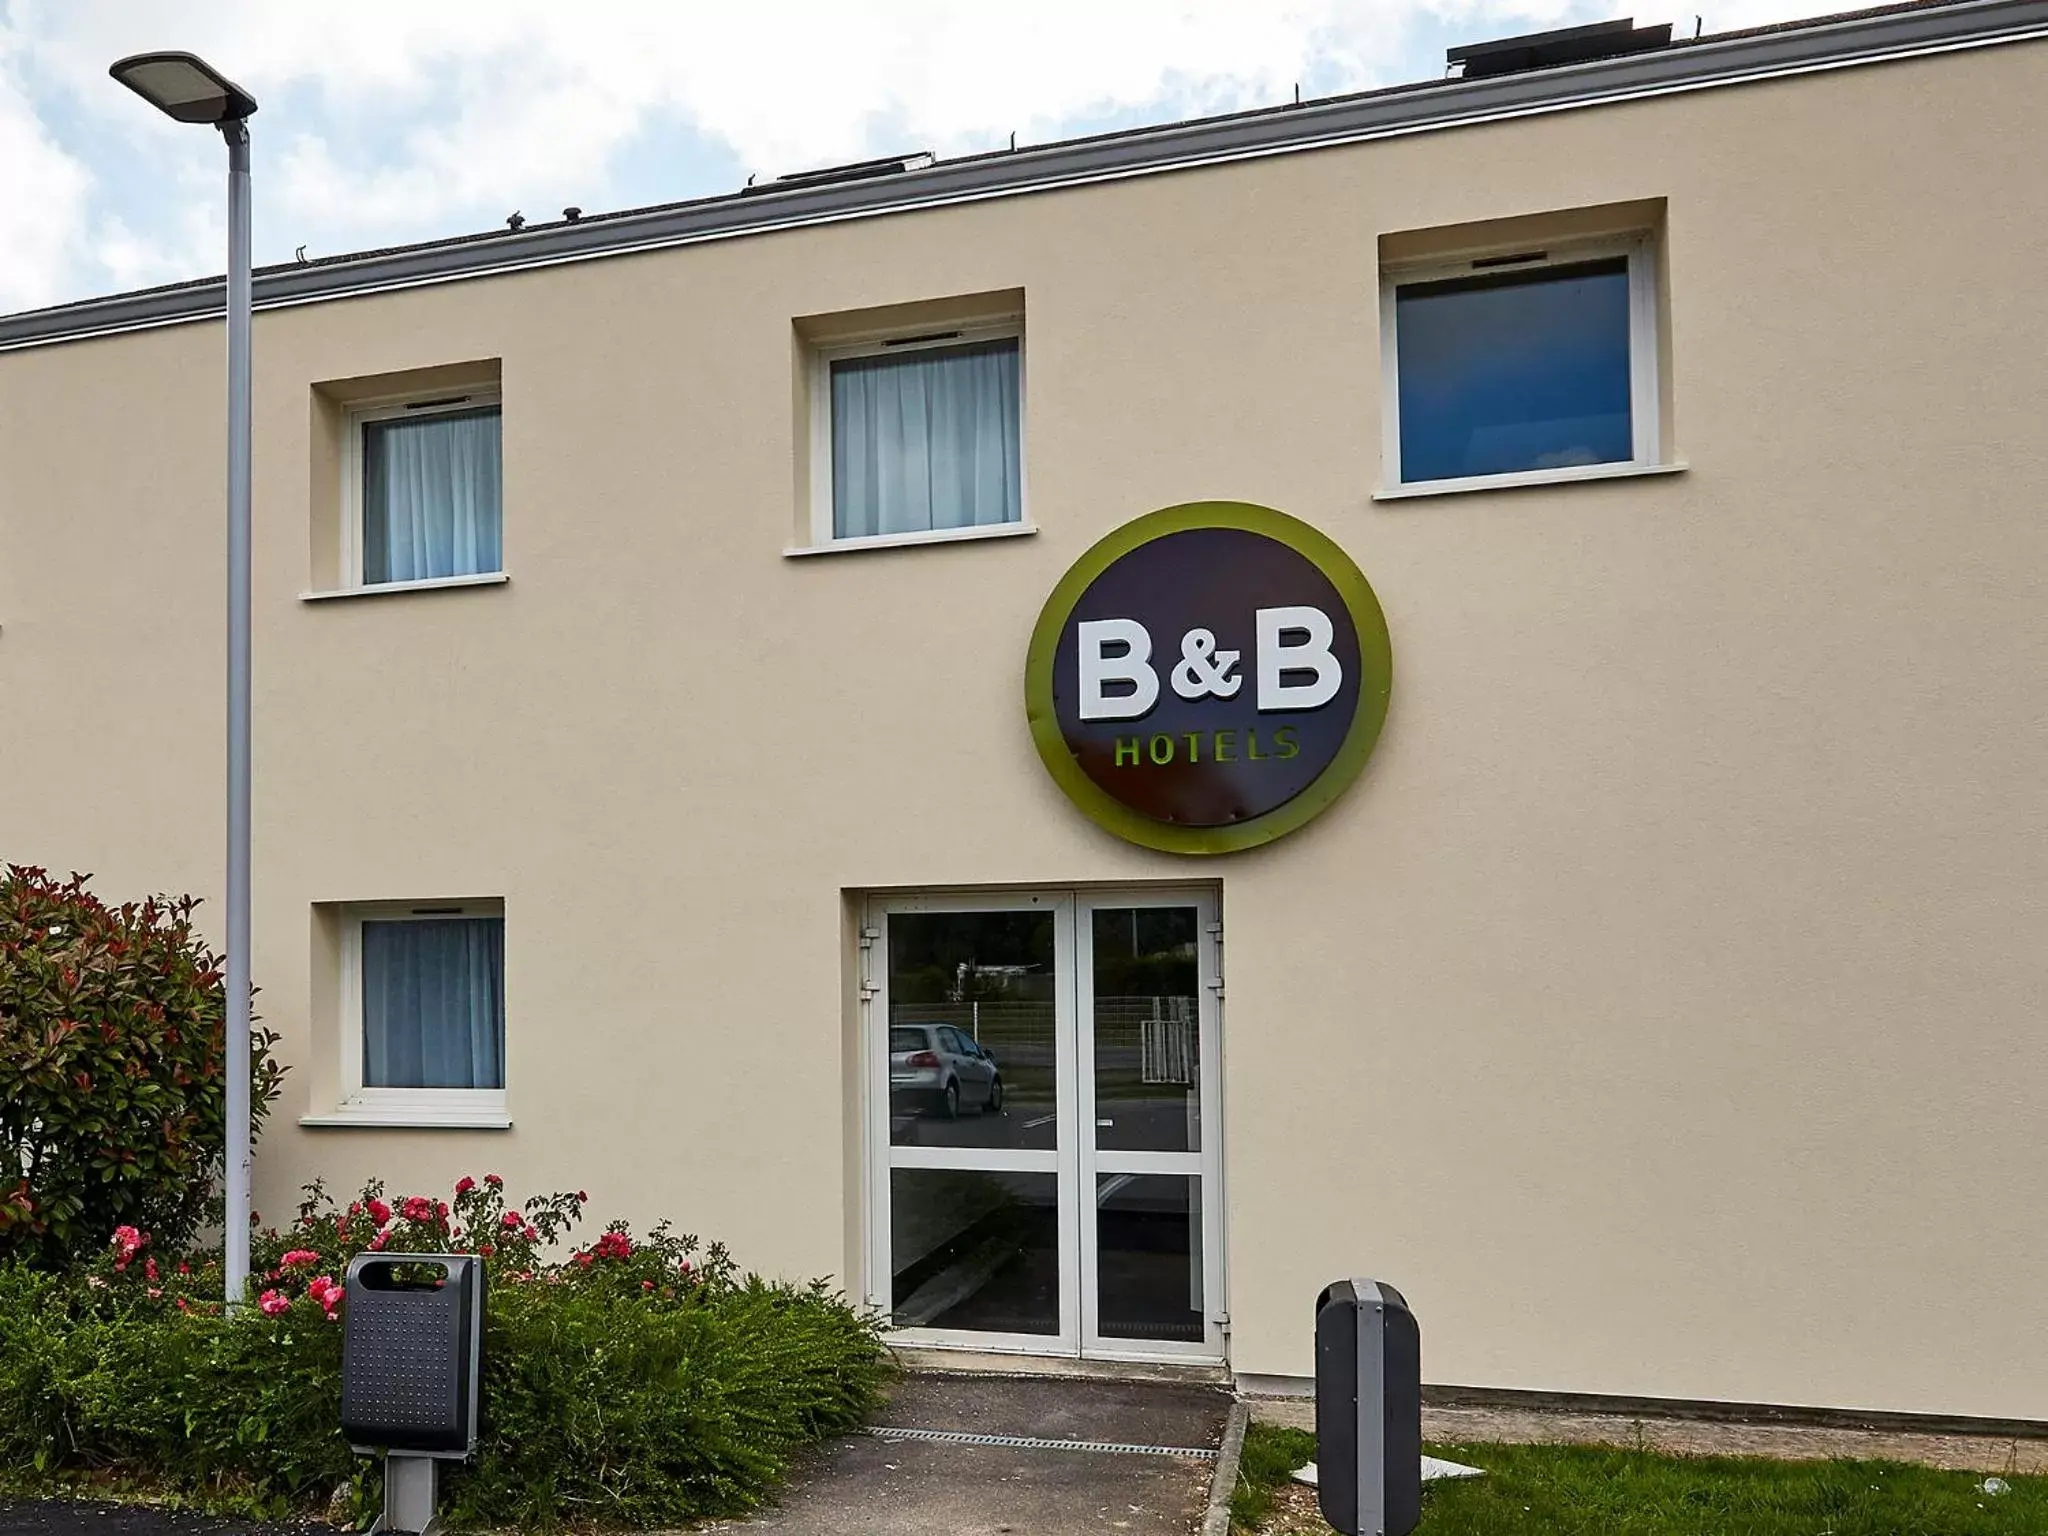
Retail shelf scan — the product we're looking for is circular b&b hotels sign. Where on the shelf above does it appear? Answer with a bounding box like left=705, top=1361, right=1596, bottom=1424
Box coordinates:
left=1025, top=501, right=1392, bottom=853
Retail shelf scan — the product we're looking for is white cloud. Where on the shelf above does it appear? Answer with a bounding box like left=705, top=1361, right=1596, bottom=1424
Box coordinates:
left=0, top=26, right=92, bottom=311
left=3, top=0, right=1864, bottom=309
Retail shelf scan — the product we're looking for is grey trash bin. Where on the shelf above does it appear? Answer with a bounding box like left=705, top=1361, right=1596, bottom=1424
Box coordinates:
left=1314, top=1277, right=1421, bottom=1536
left=341, top=1252, right=485, bottom=1454
left=341, top=1253, right=485, bottom=1535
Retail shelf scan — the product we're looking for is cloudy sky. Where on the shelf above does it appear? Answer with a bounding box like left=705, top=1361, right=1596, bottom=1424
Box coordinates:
left=2, top=0, right=1847, bottom=315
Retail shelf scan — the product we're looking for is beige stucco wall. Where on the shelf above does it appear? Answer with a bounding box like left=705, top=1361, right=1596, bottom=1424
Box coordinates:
left=3, top=40, right=2044, bottom=1419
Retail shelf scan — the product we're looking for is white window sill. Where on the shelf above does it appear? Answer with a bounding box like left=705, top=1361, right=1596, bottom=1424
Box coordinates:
left=784, top=522, right=1037, bottom=557
left=1374, top=460, right=1688, bottom=502
left=300, top=572, right=509, bottom=601
left=300, top=1108, right=513, bottom=1130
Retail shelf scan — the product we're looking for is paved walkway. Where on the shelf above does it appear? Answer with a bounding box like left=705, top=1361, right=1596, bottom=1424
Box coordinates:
left=710, top=1373, right=1233, bottom=1534
left=1249, top=1396, right=2048, bottom=1474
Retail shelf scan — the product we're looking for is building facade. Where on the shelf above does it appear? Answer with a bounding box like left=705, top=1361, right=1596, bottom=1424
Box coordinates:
left=3, top=0, right=2044, bottom=1421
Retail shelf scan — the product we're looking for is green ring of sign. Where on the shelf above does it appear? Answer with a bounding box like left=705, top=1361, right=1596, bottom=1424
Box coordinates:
left=1024, top=501, right=1393, bottom=854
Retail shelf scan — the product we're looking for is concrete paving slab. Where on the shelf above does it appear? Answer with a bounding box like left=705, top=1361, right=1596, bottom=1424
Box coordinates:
left=715, top=1372, right=1232, bottom=1535
left=1247, top=1396, right=2048, bottom=1474
left=716, top=1434, right=1211, bottom=1535
left=871, top=1372, right=1232, bottom=1448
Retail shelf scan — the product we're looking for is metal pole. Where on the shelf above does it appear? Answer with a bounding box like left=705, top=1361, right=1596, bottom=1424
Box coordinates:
left=383, top=1454, right=442, bottom=1535
left=1357, top=1284, right=1385, bottom=1536
left=220, top=117, right=253, bottom=1309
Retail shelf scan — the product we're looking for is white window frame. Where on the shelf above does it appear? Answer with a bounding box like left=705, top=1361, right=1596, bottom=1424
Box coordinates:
left=1378, top=233, right=1671, bottom=499
left=324, top=898, right=509, bottom=1129
left=340, top=389, right=506, bottom=591
left=802, top=318, right=1032, bottom=554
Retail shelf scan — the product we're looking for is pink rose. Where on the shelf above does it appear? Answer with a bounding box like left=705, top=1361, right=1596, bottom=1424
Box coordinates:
left=484, top=1174, right=503, bottom=1188
left=501, top=1211, right=523, bottom=1229
left=454, top=1176, right=476, bottom=1196
left=280, top=1249, right=320, bottom=1267
left=366, top=1199, right=392, bottom=1227
left=257, top=1290, right=290, bottom=1317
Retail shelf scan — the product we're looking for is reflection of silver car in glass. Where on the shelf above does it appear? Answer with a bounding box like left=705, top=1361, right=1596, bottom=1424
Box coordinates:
left=890, top=1024, right=1003, bottom=1119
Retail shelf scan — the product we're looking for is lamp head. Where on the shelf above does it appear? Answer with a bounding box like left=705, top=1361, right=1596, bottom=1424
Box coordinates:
left=110, top=51, right=257, bottom=125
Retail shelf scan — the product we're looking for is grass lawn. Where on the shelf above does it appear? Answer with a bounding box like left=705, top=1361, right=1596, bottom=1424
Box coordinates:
left=1232, top=1424, right=2048, bottom=1535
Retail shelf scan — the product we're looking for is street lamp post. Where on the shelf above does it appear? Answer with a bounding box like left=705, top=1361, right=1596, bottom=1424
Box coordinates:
left=110, top=52, right=259, bottom=1310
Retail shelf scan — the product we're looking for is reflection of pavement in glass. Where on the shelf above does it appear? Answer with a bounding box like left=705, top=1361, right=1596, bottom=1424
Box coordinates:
left=894, top=1198, right=1060, bottom=1335
left=891, top=1098, right=1056, bottom=1150
left=892, top=1095, right=1196, bottom=1152
left=1094, top=1096, right=1199, bottom=1153
left=923, top=1239, right=1058, bottom=1334
left=902, top=1198, right=1202, bottom=1341
left=1097, top=1189, right=1202, bottom=1342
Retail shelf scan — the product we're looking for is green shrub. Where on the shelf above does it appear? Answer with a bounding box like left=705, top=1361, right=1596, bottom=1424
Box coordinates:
left=0, top=1176, right=888, bottom=1529
left=0, top=865, right=285, bottom=1265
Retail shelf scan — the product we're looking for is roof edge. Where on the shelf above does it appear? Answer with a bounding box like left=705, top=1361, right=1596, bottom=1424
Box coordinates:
left=4, top=0, right=2044, bottom=353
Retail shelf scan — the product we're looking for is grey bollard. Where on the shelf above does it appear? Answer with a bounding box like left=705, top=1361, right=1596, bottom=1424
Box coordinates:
left=1314, top=1278, right=1421, bottom=1536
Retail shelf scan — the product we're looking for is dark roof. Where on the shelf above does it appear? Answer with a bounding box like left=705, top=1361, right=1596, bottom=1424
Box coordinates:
left=2, top=0, right=2041, bottom=349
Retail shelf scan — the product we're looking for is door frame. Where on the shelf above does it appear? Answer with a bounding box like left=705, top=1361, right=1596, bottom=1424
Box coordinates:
left=860, top=886, right=1225, bottom=1365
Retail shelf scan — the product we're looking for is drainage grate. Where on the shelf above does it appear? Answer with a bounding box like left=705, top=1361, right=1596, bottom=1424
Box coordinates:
left=871, top=1426, right=1217, bottom=1459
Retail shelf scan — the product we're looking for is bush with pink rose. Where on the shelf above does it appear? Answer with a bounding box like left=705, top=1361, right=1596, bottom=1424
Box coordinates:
left=0, top=865, right=286, bottom=1268
left=0, top=1173, right=887, bottom=1529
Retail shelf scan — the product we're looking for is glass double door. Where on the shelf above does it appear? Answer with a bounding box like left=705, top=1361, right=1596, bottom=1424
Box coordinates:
left=866, top=889, right=1222, bottom=1361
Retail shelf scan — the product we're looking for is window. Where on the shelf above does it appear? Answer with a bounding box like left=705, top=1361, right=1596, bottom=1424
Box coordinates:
left=811, top=323, right=1025, bottom=548
left=345, top=394, right=503, bottom=586
left=339, top=901, right=505, bottom=1122
left=1381, top=237, right=1662, bottom=492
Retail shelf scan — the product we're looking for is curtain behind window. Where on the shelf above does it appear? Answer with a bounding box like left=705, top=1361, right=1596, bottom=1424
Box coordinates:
left=362, top=406, right=503, bottom=583
left=362, top=917, right=505, bottom=1090
left=831, top=338, right=1021, bottom=539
